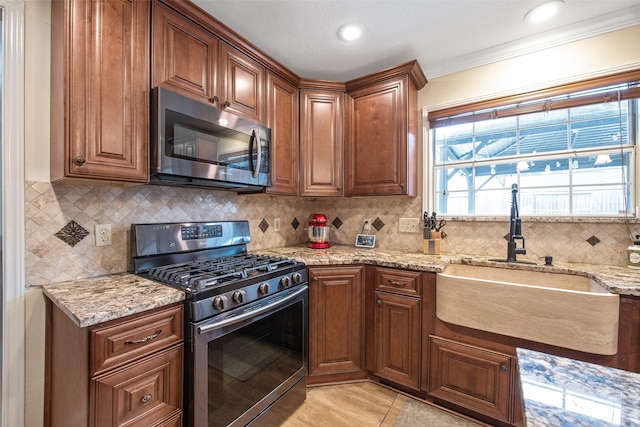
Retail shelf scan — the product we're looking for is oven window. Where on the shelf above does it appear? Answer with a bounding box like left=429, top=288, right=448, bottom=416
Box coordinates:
left=166, top=110, right=269, bottom=173
left=207, top=300, right=304, bottom=426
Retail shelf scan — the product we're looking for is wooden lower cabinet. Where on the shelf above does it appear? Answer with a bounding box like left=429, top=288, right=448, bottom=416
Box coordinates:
left=429, top=335, right=515, bottom=425
left=45, top=302, right=184, bottom=427
left=308, top=265, right=367, bottom=384
left=374, top=290, right=421, bottom=390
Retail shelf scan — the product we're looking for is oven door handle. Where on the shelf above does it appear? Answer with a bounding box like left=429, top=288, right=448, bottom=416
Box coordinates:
left=198, top=286, right=306, bottom=335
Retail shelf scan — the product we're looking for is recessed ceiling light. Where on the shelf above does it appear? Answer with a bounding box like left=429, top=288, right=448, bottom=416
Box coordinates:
left=337, top=23, right=365, bottom=42
left=524, top=0, right=564, bottom=23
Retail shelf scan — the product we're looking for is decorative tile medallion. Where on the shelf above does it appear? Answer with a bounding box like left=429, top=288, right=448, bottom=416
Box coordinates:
left=259, top=218, right=269, bottom=233
left=332, top=217, right=343, bottom=229
left=372, top=217, right=385, bottom=231
left=54, top=220, right=89, bottom=247
left=291, top=217, right=300, bottom=230
left=587, top=235, right=601, bottom=246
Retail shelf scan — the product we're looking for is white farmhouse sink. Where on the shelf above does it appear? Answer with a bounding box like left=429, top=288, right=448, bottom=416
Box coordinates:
left=436, top=264, right=619, bottom=355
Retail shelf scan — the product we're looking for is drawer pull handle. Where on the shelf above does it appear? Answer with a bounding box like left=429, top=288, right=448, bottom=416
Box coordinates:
left=125, top=329, right=162, bottom=345
left=140, top=394, right=152, bottom=404
left=388, top=280, right=406, bottom=287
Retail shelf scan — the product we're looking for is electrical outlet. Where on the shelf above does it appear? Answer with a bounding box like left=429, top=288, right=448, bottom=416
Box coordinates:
left=363, top=219, right=372, bottom=232
left=398, top=218, right=420, bottom=233
left=274, top=217, right=281, bottom=232
left=95, top=224, right=112, bottom=246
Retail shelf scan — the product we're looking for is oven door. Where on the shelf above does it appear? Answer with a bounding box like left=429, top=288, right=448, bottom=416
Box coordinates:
left=191, top=285, right=308, bottom=427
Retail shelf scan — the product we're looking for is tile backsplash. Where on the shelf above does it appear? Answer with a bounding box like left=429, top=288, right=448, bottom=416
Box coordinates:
left=25, top=180, right=636, bottom=287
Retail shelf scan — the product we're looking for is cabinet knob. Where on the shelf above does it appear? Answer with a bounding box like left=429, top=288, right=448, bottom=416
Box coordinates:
left=140, top=394, right=152, bottom=404
left=209, top=95, right=219, bottom=104
left=399, top=183, right=405, bottom=188
left=223, top=100, right=231, bottom=108
left=336, top=187, right=342, bottom=192
left=376, top=300, right=382, bottom=306
left=500, top=364, right=509, bottom=372
left=74, top=156, right=86, bottom=165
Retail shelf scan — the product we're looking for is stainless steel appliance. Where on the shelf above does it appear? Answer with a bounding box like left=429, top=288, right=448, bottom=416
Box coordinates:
left=151, top=87, right=272, bottom=192
left=131, top=221, right=307, bottom=427
left=307, top=214, right=330, bottom=249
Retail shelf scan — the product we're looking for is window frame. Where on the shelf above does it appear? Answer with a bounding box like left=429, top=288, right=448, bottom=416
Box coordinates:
left=425, top=69, right=640, bottom=219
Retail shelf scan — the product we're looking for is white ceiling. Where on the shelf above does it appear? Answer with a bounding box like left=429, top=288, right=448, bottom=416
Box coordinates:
left=191, top=0, right=640, bottom=81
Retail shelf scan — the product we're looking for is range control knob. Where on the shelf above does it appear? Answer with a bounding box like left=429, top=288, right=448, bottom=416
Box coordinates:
left=280, top=276, right=292, bottom=288
left=292, top=272, right=303, bottom=284
left=212, top=296, right=227, bottom=311
left=232, top=290, right=246, bottom=304
left=258, top=283, right=270, bottom=295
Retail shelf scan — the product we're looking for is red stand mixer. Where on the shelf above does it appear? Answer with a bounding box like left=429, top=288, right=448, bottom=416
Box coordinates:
left=307, top=214, right=330, bottom=249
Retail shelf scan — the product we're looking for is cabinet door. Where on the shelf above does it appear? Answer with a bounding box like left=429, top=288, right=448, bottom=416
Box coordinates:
left=92, top=345, right=183, bottom=427
left=308, top=266, right=366, bottom=383
left=345, top=76, right=414, bottom=196
left=265, top=72, right=299, bottom=195
left=219, top=43, right=266, bottom=123
left=152, top=2, right=219, bottom=102
left=429, top=336, right=512, bottom=423
left=375, top=291, right=421, bottom=390
left=58, top=0, right=149, bottom=182
left=300, top=90, right=344, bottom=196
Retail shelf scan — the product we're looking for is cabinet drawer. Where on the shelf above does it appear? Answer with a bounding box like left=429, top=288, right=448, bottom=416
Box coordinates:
left=91, top=305, right=183, bottom=375
left=429, top=336, right=512, bottom=423
left=374, top=267, right=422, bottom=296
left=92, top=345, right=183, bottom=427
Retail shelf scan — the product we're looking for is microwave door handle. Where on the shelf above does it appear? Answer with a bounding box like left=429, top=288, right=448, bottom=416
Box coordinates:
left=252, top=128, right=262, bottom=178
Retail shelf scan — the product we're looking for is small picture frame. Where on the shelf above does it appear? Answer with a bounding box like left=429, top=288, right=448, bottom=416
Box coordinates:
left=355, top=234, right=376, bottom=248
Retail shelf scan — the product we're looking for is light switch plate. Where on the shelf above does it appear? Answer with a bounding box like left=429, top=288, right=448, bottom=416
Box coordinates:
left=398, top=218, right=420, bottom=233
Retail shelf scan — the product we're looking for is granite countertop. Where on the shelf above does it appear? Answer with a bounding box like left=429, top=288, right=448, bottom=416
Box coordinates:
left=42, top=244, right=640, bottom=328
left=517, top=348, right=640, bottom=427
left=42, top=273, right=185, bottom=328
left=256, top=245, right=640, bottom=297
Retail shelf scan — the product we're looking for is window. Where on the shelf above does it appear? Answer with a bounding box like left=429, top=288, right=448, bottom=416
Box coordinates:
left=429, top=72, right=640, bottom=216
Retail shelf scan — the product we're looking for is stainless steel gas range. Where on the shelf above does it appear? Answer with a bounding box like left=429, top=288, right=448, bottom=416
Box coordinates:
left=131, top=221, right=308, bottom=427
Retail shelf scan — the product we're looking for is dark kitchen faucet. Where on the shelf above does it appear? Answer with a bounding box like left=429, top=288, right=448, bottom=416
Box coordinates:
left=507, top=183, right=526, bottom=262
left=491, top=183, right=536, bottom=264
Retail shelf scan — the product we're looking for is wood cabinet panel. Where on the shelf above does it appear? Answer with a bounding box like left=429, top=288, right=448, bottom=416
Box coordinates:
left=308, top=266, right=366, bottom=383
left=374, top=267, right=422, bottom=297
left=92, top=345, right=183, bottom=427
left=300, top=88, right=345, bottom=196
left=374, top=291, right=421, bottom=390
left=345, top=60, right=426, bottom=196
left=51, top=0, right=149, bottom=183
left=429, top=336, right=512, bottom=423
left=265, top=71, right=299, bottom=195
left=219, top=43, right=266, bottom=123
left=91, top=304, right=183, bottom=376
left=45, top=302, right=184, bottom=427
left=152, top=1, right=218, bottom=101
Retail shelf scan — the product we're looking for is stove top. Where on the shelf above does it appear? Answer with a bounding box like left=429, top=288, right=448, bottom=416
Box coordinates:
left=131, top=221, right=307, bottom=321
left=147, top=253, right=303, bottom=296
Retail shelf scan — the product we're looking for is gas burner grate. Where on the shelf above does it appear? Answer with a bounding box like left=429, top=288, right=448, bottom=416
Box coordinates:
left=147, top=254, right=300, bottom=292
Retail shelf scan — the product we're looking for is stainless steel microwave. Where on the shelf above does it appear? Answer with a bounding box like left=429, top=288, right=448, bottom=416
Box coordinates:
left=150, top=87, right=271, bottom=192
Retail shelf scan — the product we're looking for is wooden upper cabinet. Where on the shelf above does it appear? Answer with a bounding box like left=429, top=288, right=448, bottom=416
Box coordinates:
left=152, top=2, right=266, bottom=124
left=299, top=82, right=346, bottom=196
left=266, top=72, right=299, bottom=195
left=219, top=43, right=266, bottom=124
left=152, top=1, right=219, bottom=102
left=345, top=61, right=427, bottom=196
left=51, top=0, right=150, bottom=183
